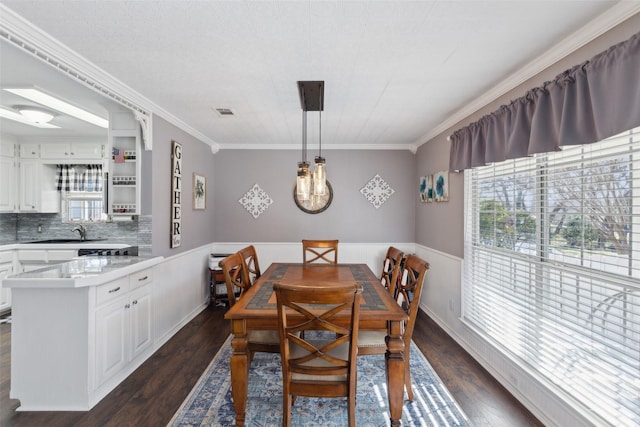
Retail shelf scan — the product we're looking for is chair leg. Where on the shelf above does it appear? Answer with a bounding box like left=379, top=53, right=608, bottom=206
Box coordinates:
left=405, top=349, right=414, bottom=401
left=282, top=393, right=291, bottom=427
left=348, top=394, right=356, bottom=427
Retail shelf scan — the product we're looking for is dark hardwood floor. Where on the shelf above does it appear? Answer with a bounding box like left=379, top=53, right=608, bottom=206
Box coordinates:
left=0, top=306, right=542, bottom=427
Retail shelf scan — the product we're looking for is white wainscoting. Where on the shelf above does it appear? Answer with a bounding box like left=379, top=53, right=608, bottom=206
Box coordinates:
left=152, top=244, right=210, bottom=349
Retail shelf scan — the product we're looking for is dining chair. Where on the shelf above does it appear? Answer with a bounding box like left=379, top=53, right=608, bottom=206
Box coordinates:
left=273, top=282, right=363, bottom=427
left=219, top=252, right=251, bottom=307
left=219, top=253, right=280, bottom=360
left=357, top=254, right=430, bottom=401
left=380, top=246, right=404, bottom=297
left=302, top=239, right=339, bottom=264
left=238, top=245, right=261, bottom=286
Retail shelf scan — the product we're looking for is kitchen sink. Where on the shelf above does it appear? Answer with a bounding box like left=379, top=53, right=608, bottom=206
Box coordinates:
left=24, top=238, right=108, bottom=244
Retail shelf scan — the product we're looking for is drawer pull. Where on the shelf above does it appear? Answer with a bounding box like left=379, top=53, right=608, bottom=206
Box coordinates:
left=138, top=275, right=148, bottom=281
left=108, top=286, right=121, bottom=293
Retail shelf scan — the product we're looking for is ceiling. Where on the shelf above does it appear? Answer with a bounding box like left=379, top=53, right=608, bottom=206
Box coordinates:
left=0, top=1, right=631, bottom=150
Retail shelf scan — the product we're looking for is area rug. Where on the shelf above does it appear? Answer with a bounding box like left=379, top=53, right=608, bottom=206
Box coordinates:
left=168, top=335, right=470, bottom=426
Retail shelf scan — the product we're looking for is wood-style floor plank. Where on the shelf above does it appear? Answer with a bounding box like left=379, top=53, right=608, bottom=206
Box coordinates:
left=0, top=305, right=541, bottom=426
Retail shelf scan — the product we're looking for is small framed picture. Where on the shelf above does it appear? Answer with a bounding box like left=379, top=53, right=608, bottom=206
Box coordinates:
left=193, top=173, right=206, bottom=210
left=433, top=171, right=449, bottom=202
left=419, top=176, right=433, bottom=203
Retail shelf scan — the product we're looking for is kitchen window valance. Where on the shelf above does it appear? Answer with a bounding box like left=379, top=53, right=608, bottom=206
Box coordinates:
left=449, top=30, right=640, bottom=171
left=56, top=164, right=103, bottom=192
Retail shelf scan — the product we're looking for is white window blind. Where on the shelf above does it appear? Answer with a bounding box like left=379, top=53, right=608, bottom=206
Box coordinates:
left=463, top=128, right=640, bottom=426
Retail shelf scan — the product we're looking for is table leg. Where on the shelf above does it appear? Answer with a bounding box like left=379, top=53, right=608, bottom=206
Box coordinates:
left=386, top=320, right=405, bottom=427
left=230, top=320, right=250, bottom=427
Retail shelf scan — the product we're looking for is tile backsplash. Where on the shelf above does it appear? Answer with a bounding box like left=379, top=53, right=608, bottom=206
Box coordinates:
left=0, top=213, right=151, bottom=254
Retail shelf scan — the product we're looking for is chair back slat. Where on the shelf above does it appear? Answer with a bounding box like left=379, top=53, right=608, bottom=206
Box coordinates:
left=396, top=254, right=430, bottom=345
left=302, top=239, right=339, bottom=264
left=238, top=245, right=261, bottom=285
left=380, top=246, right=404, bottom=297
left=218, top=252, right=250, bottom=306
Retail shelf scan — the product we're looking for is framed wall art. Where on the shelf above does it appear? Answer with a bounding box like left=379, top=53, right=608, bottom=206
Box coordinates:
left=171, top=140, right=182, bottom=248
left=419, top=175, right=433, bottom=203
left=193, top=173, right=206, bottom=210
left=433, top=170, right=449, bottom=202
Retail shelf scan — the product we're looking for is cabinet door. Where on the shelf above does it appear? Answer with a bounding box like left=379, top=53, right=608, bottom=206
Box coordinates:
left=95, top=297, right=128, bottom=387
left=19, top=143, right=40, bottom=158
left=40, top=143, right=71, bottom=159
left=72, top=143, right=103, bottom=159
left=0, top=262, right=13, bottom=312
left=19, top=160, right=39, bottom=211
left=0, top=157, right=16, bottom=212
left=129, top=284, right=152, bottom=360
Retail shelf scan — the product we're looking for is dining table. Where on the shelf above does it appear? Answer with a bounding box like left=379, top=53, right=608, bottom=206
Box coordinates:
left=224, top=262, right=409, bottom=426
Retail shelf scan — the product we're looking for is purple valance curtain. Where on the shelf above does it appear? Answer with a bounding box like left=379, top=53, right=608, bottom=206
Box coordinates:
left=449, top=31, right=640, bottom=171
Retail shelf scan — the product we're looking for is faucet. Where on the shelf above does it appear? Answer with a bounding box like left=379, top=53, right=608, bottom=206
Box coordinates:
left=71, top=224, right=87, bottom=241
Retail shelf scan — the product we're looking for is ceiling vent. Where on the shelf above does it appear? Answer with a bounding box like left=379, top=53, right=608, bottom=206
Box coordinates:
left=214, top=108, right=235, bottom=117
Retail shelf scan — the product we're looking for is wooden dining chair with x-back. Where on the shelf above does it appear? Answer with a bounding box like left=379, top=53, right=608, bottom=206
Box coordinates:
left=302, top=239, right=339, bottom=264
left=357, top=254, right=430, bottom=401
left=380, top=246, right=404, bottom=297
left=274, top=282, right=363, bottom=427
left=219, top=252, right=280, bottom=360
left=238, top=245, right=261, bottom=286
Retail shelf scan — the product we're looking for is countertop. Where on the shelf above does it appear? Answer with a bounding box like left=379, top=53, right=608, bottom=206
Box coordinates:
left=0, top=241, right=135, bottom=250
left=4, top=256, right=163, bottom=288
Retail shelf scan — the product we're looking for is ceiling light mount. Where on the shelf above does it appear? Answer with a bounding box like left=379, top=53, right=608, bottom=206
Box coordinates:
left=14, top=105, right=55, bottom=124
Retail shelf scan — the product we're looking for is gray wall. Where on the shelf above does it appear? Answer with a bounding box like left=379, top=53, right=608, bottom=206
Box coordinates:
left=151, top=115, right=216, bottom=257
left=416, top=13, right=640, bottom=259
left=213, top=149, right=415, bottom=242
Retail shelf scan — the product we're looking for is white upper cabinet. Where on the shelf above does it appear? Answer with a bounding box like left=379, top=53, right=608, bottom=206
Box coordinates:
left=40, top=142, right=104, bottom=160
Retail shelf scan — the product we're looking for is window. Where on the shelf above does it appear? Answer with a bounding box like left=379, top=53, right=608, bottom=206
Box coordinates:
left=57, top=164, right=107, bottom=223
left=464, top=128, right=640, bottom=425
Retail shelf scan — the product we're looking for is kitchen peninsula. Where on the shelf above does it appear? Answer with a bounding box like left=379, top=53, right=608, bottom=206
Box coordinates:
left=4, top=255, right=163, bottom=411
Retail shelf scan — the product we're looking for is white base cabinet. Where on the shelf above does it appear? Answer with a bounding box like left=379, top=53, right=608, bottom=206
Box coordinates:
left=10, top=266, right=155, bottom=410
left=95, top=272, right=152, bottom=387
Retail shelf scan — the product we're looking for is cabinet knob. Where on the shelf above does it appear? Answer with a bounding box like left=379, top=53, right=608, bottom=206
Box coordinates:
left=132, top=300, right=138, bottom=305
left=125, top=303, right=131, bottom=309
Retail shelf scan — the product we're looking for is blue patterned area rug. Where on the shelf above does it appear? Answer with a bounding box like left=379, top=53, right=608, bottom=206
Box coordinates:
left=168, top=335, right=471, bottom=426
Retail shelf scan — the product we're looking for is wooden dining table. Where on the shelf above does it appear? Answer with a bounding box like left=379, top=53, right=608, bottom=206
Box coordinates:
left=224, top=262, right=409, bottom=426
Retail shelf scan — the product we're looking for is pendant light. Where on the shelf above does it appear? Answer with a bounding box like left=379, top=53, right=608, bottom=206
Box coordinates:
left=296, top=81, right=326, bottom=201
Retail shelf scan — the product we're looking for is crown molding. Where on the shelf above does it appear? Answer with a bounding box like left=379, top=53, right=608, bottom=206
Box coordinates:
left=217, top=143, right=417, bottom=153
left=413, top=1, right=640, bottom=150
left=0, top=4, right=220, bottom=153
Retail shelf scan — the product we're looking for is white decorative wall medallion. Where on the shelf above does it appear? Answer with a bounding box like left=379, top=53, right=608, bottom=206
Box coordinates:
left=360, top=174, right=395, bottom=209
left=239, top=184, right=273, bottom=219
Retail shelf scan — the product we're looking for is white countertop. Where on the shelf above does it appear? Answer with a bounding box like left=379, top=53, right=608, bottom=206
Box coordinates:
left=4, top=256, right=163, bottom=288
left=0, top=241, right=134, bottom=250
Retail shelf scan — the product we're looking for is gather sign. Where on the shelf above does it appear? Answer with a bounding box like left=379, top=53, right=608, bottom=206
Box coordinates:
left=171, top=140, right=182, bottom=248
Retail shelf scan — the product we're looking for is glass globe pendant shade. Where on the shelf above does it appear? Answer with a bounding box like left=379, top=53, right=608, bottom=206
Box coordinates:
left=296, top=162, right=311, bottom=201
left=313, top=157, right=326, bottom=196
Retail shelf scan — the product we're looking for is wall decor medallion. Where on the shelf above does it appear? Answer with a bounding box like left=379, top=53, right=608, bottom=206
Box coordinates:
left=293, top=180, right=333, bottom=214
left=433, top=170, right=449, bottom=202
left=239, top=184, right=273, bottom=219
left=170, top=140, right=182, bottom=248
left=360, top=174, right=395, bottom=209
left=193, top=173, right=206, bottom=210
